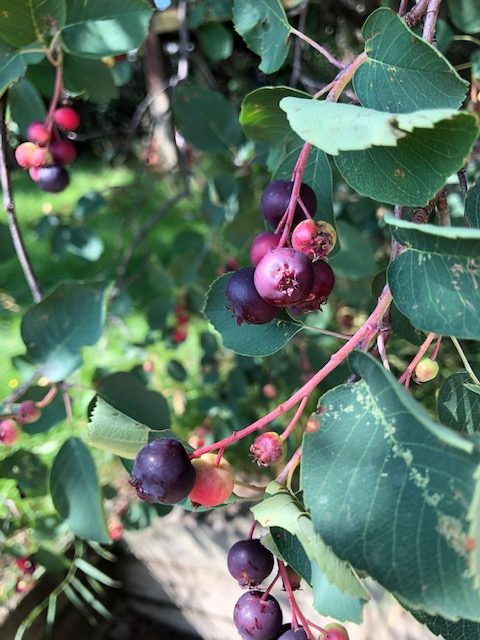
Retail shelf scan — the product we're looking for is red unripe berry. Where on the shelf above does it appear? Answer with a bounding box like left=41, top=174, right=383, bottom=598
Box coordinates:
left=0, top=419, right=19, bottom=445
left=49, top=139, right=77, bottom=165
left=16, top=400, right=41, bottom=425
left=291, top=220, right=337, bottom=261
left=250, top=232, right=281, bottom=266
left=30, top=146, right=52, bottom=168
left=322, top=623, right=350, bottom=640
left=16, top=557, right=36, bottom=575
left=29, top=167, right=41, bottom=181
left=172, top=327, right=188, bottom=343
left=262, top=383, right=277, bottom=399
left=189, top=453, right=234, bottom=507
left=250, top=432, right=285, bottom=467
left=53, top=107, right=80, bottom=131
left=15, top=142, right=37, bottom=168
left=27, top=121, right=50, bottom=145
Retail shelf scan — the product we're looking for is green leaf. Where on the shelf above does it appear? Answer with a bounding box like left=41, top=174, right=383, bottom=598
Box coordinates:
left=88, top=397, right=174, bottom=459
left=203, top=274, right=303, bottom=357
left=63, top=55, right=117, bottom=103
left=448, top=0, right=480, bottom=34
left=386, top=214, right=480, bottom=340
left=0, top=0, right=66, bottom=48
left=354, top=8, right=468, bottom=112
left=438, top=373, right=480, bottom=435
left=280, top=98, right=478, bottom=206
left=301, top=351, right=480, bottom=621
left=0, top=449, right=48, bottom=497
left=62, top=0, right=152, bottom=58
left=465, top=180, right=480, bottom=229
left=232, top=0, right=290, bottom=74
left=198, top=22, right=233, bottom=61
left=267, top=527, right=312, bottom=583
left=32, top=548, right=67, bottom=573
left=96, top=372, right=171, bottom=430
left=252, top=482, right=368, bottom=622
left=50, top=437, right=110, bottom=543
left=20, top=281, right=106, bottom=382
left=0, top=43, right=28, bottom=95
left=411, top=609, right=480, bottom=640
left=328, top=221, right=376, bottom=280
left=8, top=78, right=46, bottom=137
left=173, top=84, right=243, bottom=153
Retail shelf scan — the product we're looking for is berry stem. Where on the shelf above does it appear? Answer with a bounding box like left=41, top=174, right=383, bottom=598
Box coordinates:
left=398, top=331, right=436, bottom=388
left=325, top=52, right=368, bottom=103
left=190, top=285, right=393, bottom=459
left=36, top=385, right=58, bottom=409
left=278, top=142, right=312, bottom=248
left=46, top=60, right=64, bottom=131
left=260, top=570, right=280, bottom=601
left=289, top=27, right=345, bottom=70
left=280, top=396, right=308, bottom=441
left=278, top=561, right=315, bottom=640
left=248, top=521, right=257, bottom=540
left=376, top=332, right=391, bottom=370
left=276, top=445, right=302, bottom=486
left=0, top=95, right=43, bottom=303
left=430, top=335, right=443, bottom=361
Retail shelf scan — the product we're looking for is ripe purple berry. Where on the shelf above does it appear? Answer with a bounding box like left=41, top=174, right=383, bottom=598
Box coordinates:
left=261, top=180, right=317, bottom=229
left=233, top=590, right=282, bottom=640
left=227, top=539, right=274, bottom=588
left=294, top=260, right=335, bottom=312
left=37, top=165, right=69, bottom=193
left=226, top=268, right=278, bottom=325
left=129, top=438, right=196, bottom=505
left=250, top=232, right=281, bottom=267
left=254, top=248, right=313, bottom=307
left=277, top=626, right=308, bottom=639
left=250, top=432, right=285, bottom=467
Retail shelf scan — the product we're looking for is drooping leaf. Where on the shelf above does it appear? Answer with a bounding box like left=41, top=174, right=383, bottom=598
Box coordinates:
left=96, top=372, right=171, bottom=430
left=386, top=214, right=480, bottom=340
left=63, top=55, right=118, bottom=103
left=301, top=351, right=480, bottom=621
left=448, top=0, right=480, bottom=34
left=354, top=8, right=468, bottom=112
left=465, top=180, right=480, bottom=229
left=173, top=84, right=243, bottom=152
left=20, top=281, right=106, bottom=382
left=252, top=482, right=368, bottom=622
left=8, top=78, right=46, bottom=136
left=438, top=373, right=480, bottom=435
left=0, top=0, right=66, bottom=48
left=62, top=0, right=152, bottom=58
left=50, top=437, right=110, bottom=543
left=232, top=0, right=290, bottom=74
left=280, top=98, right=478, bottom=206
left=203, top=274, right=303, bottom=357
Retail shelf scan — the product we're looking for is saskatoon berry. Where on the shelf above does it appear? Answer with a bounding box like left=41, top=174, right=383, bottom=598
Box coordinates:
left=414, top=358, right=439, bottom=382
left=226, top=268, right=278, bottom=325
left=323, top=623, right=350, bottom=640
left=15, top=142, right=36, bottom=168
left=29, top=167, right=41, bottom=182
left=0, top=419, right=18, bottom=445
left=16, top=557, right=36, bottom=575
left=16, top=400, right=41, bottom=425
left=261, top=180, right=316, bottom=229
left=293, top=260, right=335, bottom=313
left=129, top=438, right=196, bottom=505
left=37, top=165, right=70, bottom=193
left=30, top=146, right=52, bottom=168
left=254, top=248, right=313, bottom=307
left=49, top=140, right=77, bottom=165
left=250, top=432, right=285, bottom=467
left=53, top=107, right=80, bottom=131
left=233, top=590, right=282, bottom=640
left=227, top=539, right=274, bottom=588
left=189, top=452, right=235, bottom=507
left=291, top=220, right=337, bottom=261
left=277, top=626, right=308, bottom=639
left=27, top=121, right=49, bottom=145
left=250, top=232, right=281, bottom=267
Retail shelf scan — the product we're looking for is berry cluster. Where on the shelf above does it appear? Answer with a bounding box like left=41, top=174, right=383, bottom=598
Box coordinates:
left=226, top=180, right=336, bottom=325
left=129, top=438, right=235, bottom=508
left=14, top=107, right=80, bottom=193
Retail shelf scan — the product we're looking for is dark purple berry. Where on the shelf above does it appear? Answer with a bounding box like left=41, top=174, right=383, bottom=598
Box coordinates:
left=277, top=625, right=308, bottom=640
left=294, top=260, right=335, bottom=312
left=254, top=248, right=313, bottom=307
left=129, top=438, right=195, bottom=505
left=226, top=268, right=278, bottom=325
left=227, top=539, right=274, bottom=587
left=250, top=232, right=281, bottom=267
left=233, top=590, right=282, bottom=640
left=37, top=165, right=69, bottom=193
left=260, top=180, right=317, bottom=229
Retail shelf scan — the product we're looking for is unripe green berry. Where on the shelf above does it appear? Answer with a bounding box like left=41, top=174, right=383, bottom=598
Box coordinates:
left=414, top=358, right=439, bottom=383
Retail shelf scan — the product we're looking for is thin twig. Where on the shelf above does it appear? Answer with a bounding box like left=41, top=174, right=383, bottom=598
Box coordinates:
left=398, top=0, right=410, bottom=16
left=0, top=94, right=42, bottom=303
left=451, top=337, right=480, bottom=386
left=422, top=0, right=443, bottom=43
left=177, top=0, right=189, bottom=82
left=290, top=1, right=309, bottom=87
left=290, top=26, right=345, bottom=69
left=404, top=0, right=430, bottom=27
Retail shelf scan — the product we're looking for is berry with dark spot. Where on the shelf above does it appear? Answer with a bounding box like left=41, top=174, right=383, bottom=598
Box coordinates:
left=254, top=248, right=313, bottom=307
left=233, top=590, right=282, bottom=640
left=228, top=539, right=274, bottom=588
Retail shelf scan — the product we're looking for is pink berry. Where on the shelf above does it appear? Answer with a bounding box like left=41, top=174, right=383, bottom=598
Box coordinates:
left=16, top=400, right=41, bottom=425
left=189, top=453, right=235, bottom=507
left=250, top=232, right=281, bottom=266
left=16, top=557, right=36, bottom=575
left=49, top=139, right=77, bottom=165
left=27, top=121, right=50, bottom=145
left=30, top=146, right=52, bottom=168
left=323, top=623, right=350, bottom=640
left=53, top=107, right=80, bottom=131
left=291, top=220, right=337, bottom=261
left=29, top=167, right=41, bottom=181
left=254, top=248, right=313, bottom=307
left=250, top=432, right=285, bottom=466
left=15, top=142, right=36, bottom=168
left=0, top=419, right=19, bottom=445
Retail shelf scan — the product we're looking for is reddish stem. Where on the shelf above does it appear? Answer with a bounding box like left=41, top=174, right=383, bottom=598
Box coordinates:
left=276, top=445, right=302, bottom=485
left=46, top=62, right=64, bottom=130
left=190, top=285, right=393, bottom=460
left=430, top=335, right=442, bottom=361
left=398, top=331, right=436, bottom=388
left=278, top=143, right=312, bottom=248
left=278, top=561, right=315, bottom=640
left=280, top=396, right=308, bottom=441
left=248, top=521, right=257, bottom=540
left=36, top=385, right=58, bottom=409
left=260, top=570, right=280, bottom=601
